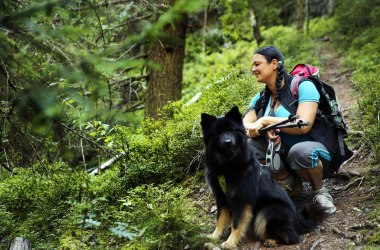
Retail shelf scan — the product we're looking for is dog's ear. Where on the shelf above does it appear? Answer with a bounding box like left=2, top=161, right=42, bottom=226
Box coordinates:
left=201, top=113, right=216, bottom=130
left=225, top=106, right=242, bottom=122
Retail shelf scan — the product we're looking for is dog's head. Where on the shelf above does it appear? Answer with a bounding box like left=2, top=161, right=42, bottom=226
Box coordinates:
left=201, top=106, right=246, bottom=161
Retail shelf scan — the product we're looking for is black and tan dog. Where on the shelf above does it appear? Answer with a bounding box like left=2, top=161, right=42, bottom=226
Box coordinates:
left=201, top=106, right=325, bottom=248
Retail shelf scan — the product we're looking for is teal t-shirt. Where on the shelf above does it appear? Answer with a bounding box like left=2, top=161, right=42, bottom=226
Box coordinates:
left=248, top=81, right=320, bottom=147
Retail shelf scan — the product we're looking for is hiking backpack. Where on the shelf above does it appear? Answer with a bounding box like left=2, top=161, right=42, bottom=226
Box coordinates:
left=289, top=63, right=349, bottom=157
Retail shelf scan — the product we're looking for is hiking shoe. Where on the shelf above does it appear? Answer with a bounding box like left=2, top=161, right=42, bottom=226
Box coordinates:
left=313, top=187, right=336, bottom=214
left=278, top=174, right=303, bottom=198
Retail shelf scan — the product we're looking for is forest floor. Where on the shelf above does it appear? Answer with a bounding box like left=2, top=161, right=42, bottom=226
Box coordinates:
left=200, top=42, right=380, bottom=250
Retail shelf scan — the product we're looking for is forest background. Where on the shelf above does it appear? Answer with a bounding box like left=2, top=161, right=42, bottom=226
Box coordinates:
left=0, top=0, right=379, bottom=249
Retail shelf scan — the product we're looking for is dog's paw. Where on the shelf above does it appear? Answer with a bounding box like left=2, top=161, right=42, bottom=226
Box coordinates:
left=220, top=240, right=237, bottom=249
left=263, top=239, right=278, bottom=247
left=207, top=233, right=220, bottom=240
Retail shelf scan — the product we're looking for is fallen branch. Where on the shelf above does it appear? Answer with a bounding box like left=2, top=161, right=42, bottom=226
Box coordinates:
left=0, top=162, right=14, bottom=173
left=349, top=221, right=380, bottom=231
left=332, top=226, right=353, bottom=240
left=89, top=153, right=125, bottom=175
left=310, top=238, right=324, bottom=250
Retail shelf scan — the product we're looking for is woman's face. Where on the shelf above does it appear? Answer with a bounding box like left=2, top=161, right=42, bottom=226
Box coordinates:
left=251, top=53, right=277, bottom=83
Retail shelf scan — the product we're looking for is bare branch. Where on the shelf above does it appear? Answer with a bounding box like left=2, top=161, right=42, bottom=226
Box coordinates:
left=8, top=119, right=49, bottom=171
left=103, top=14, right=153, bottom=34
left=116, top=75, right=148, bottom=86
left=0, top=56, right=17, bottom=91
left=58, top=122, right=117, bottom=155
left=92, top=0, right=106, bottom=48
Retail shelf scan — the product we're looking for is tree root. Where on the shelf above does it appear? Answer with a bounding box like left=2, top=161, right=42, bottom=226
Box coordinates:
left=334, top=176, right=365, bottom=193
left=332, top=226, right=362, bottom=243
left=339, top=146, right=364, bottom=169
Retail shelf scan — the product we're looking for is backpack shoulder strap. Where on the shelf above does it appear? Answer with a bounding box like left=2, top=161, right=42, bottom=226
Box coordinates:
left=289, top=76, right=323, bottom=116
left=290, top=76, right=309, bottom=98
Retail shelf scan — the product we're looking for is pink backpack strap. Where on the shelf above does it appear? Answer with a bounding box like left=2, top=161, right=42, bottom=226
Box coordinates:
left=290, top=76, right=302, bottom=98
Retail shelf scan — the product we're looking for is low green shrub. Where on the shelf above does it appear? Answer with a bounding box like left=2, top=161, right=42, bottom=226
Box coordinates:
left=117, top=68, right=258, bottom=189
left=333, top=0, right=380, bottom=50
left=56, top=181, right=208, bottom=249
left=0, top=163, right=89, bottom=249
left=330, top=3, right=380, bottom=244
left=120, top=183, right=207, bottom=249
left=308, top=17, right=336, bottom=40
left=0, top=24, right=325, bottom=249
left=339, top=34, right=380, bottom=158
left=183, top=40, right=255, bottom=101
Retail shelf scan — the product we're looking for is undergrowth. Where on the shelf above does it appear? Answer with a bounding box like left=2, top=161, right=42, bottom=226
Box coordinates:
left=2, top=14, right=380, bottom=248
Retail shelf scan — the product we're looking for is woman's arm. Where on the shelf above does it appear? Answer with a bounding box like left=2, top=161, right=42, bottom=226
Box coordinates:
left=243, top=109, right=257, bottom=127
left=245, top=101, right=318, bottom=138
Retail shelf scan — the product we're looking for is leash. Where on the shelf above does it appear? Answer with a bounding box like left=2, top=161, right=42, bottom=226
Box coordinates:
left=259, top=115, right=309, bottom=173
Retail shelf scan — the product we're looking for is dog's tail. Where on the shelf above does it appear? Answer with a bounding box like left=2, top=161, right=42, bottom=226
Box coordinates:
left=297, top=203, right=327, bottom=234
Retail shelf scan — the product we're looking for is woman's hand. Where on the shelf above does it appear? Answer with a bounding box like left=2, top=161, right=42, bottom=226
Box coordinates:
left=267, top=129, right=281, bottom=145
left=245, top=120, right=264, bottom=138
left=246, top=118, right=281, bottom=145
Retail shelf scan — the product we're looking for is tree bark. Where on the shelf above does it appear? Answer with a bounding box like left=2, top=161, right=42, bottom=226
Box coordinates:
left=7, top=237, right=31, bottom=250
left=146, top=0, right=187, bottom=119
left=251, top=6, right=263, bottom=45
left=305, top=0, right=310, bottom=34
left=327, top=0, right=335, bottom=16
left=297, top=0, right=304, bottom=31
left=202, top=2, right=208, bottom=53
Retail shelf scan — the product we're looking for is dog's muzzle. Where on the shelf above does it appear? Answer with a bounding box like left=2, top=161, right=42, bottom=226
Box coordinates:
left=220, top=134, right=238, bottom=155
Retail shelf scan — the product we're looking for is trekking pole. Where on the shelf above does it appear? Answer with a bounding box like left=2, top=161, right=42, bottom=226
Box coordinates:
left=259, top=114, right=310, bottom=134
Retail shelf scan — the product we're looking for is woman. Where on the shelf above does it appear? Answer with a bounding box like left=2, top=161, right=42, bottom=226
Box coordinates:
left=243, top=46, right=336, bottom=214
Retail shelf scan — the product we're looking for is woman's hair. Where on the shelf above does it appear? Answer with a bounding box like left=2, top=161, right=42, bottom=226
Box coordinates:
left=254, top=46, right=286, bottom=115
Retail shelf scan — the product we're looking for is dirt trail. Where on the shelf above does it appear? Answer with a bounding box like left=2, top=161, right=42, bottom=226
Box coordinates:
left=203, top=43, right=378, bottom=250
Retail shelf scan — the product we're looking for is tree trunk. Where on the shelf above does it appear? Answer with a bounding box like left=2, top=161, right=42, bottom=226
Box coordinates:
left=327, top=0, right=335, bottom=16
left=305, top=0, right=310, bottom=34
left=251, top=6, right=263, bottom=45
left=297, top=0, right=304, bottom=31
left=202, top=2, right=208, bottom=53
left=146, top=1, right=187, bottom=119
left=7, top=237, right=31, bottom=250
